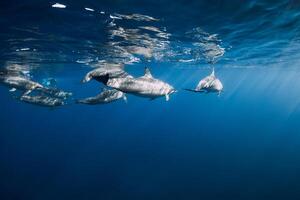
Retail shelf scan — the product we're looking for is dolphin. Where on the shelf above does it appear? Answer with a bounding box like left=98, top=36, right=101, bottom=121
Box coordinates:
left=0, top=68, right=72, bottom=98
left=20, top=95, right=64, bottom=107
left=77, top=88, right=127, bottom=105
left=81, top=64, right=132, bottom=83
left=38, top=87, right=73, bottom=99
left=83, top=66, right=175, bottom=101
left=185, top=68, right=223, bottom=95
left=0, top=72, right=43, bottom=95
left=106, top=67, right=175, bottom=101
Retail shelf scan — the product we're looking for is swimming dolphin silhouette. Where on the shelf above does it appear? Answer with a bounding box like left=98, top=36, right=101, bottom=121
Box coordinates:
left=77, top=88, right=127, bottom=105
left=82, top=66, right=175, bottom=101
left=81, top=64, right=132, bottom=83
left=107, top=67, right=175, bottom=101
left=185, top=68, right=223, bottom=95
left=0, top=72, right=44, bottom=95
left=20, top=95, right=64, bottom=107
left=39, top=87, right=73, bottom=99
left=0, top=68, right=72, bottom=98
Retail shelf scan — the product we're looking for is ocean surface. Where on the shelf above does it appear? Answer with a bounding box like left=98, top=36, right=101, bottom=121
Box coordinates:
left=1, top=0, right=300, bottom=199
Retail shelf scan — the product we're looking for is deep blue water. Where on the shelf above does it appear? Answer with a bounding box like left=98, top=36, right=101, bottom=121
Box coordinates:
left=1, top=0, right=300, bottom=199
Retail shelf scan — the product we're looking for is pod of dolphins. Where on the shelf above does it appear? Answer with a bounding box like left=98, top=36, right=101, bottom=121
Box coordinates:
left=0, top=69, right=72, bottom=107
left=0, top=64, right=223, bottom=107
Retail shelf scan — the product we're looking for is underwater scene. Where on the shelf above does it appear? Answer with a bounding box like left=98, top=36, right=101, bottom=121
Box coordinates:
left=1, top=0, right=300, bottom=199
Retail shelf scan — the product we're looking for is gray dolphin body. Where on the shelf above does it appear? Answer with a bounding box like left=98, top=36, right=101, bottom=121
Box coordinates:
left=20, top=95, right=64, bottom=107
left=39, top=88, right=73, bottom=99
left=82, top=64, right=132, bottom=83
left=83, top=66, right=175, bottom=101
left=0, top=69, right=72, bottom=98
left=0, top=69, right=72, bottom=107
left=186, top=68, right=223, bottom=94
left=0, top=71, right=43, bottom=94
left=107, top=68, right=175, bottom=101
left=77, top=89, right=127, bottom=105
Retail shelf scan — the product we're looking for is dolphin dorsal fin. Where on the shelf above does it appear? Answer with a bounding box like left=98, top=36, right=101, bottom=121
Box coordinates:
left=143, top=67, right=153, bottom=78
left=210, top=67, right=215, bottom=77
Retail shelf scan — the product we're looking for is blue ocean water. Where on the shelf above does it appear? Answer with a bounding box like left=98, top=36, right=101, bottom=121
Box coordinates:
left=1, top=0, right=300, bottom=199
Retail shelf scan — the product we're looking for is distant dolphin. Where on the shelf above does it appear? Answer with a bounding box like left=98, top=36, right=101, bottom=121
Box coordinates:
left=39, top=87, right=73, bottom=99
left=77, top=88, right=127, bottom=105
left=83, top=66, right=176, bottom=101
left=0, top=71, right=43, bottom=95
left=20, top=95, right=64, bottom=107
left=1, top=68, right=72, bottom=108
left=185, top=68, right=223, bottom=95
left=0, top=68, right=72, bottom=98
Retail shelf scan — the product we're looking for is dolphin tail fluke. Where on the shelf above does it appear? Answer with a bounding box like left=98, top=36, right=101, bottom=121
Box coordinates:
left=22, top=89, right=32, bottom=96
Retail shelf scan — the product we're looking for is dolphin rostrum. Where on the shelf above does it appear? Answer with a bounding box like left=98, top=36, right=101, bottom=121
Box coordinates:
left=185, top=68, right=223, bottom=95
left=77, top=88, right=127, bottom=105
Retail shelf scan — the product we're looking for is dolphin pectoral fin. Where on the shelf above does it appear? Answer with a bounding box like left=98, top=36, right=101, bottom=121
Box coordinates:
left=211, top=67, right=215, bottom=77
left=165, top=94, right=170, bottom=101
left=218, top=91, right=222, bottom=97
left=123, top=95, right=128, bottom=103
left=22, top=90, right=32, bottom=96
left=9, top=88, right=17, bottom=92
